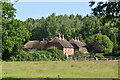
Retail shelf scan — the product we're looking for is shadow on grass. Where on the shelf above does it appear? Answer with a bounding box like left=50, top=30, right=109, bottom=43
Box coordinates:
left=1, top=78, right=120, bottom=80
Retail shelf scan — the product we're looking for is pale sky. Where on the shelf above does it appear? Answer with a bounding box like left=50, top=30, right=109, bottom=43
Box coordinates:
left=14, top=2, right=92, bottom=21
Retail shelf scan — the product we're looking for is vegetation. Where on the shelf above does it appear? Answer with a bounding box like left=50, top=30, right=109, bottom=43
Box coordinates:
left=86, top=42, right=103, bottom=53
left=95, top=53, right=104, bottom=59
left=89, top=1, right=120, bottom=56
left=86, top=33, right=113, bottom=53
left=2, top=61, right=118, bottom=78
left=47, top=46, right=67, bottom=60
left=9, top=46, right=67, bottom=61
left=1, top=2, right=31, bottom=60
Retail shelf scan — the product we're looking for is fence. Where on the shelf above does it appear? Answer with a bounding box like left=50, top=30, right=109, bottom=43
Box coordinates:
left=68, top=57, right=120, bottom=61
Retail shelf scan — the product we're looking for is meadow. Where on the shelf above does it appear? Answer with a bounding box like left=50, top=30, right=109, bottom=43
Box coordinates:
left=2, top=61, right=119, bottom=79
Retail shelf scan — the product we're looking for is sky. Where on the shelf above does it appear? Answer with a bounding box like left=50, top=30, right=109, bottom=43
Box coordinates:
left=13, top=2, right=92, bottom=21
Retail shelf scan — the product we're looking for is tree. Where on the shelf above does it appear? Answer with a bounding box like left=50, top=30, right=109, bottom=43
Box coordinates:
left=81, top=15, right=102, bottom=39
left=2, top=2, right=31, bottom=60
left=89, top=1, right=120, bottom=45
left=86, top=33, right=113, bottom=53
left=86, top=42, right=103, bottom=53
left=24, top=18, right=35, bottom=32
left=89, top=1, right=120, bottom=19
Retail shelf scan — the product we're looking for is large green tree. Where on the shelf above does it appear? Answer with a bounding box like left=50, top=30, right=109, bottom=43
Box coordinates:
left=2, top=2, right=31, bottom=60
left=80, top=15, right=102, bottom=39
left=86, top=33, right=113, bottom=53
left=89, top=1, right=120, bottom=45
left=89, top=1, right=120, bottom=19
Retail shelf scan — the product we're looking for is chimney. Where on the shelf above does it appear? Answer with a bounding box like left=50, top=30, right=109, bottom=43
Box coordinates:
left=72, top=38, right=74, bottom=40
left=62, top=35, right=64, bottom=40
left=75, top=37, right=77, bottom=41
left=43, top=38, right=45, bottom=41
left=77, top=37, right=79, bottom=42
left=58, top=33, right=61, bottom=40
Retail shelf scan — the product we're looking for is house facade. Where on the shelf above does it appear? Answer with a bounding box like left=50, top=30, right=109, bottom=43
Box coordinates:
left=45, top=34, right=74, bottom=55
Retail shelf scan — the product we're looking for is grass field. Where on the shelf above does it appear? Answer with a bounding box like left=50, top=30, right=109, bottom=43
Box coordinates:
left=2, top=61, right=119, bottom=78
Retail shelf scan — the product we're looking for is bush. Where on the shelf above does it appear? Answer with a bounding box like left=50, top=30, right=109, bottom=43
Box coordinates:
left=95, top=53, right=104, bottom=59
left=104, top=51, right=120, bottom=57
left=10, top=51, right=33, bottom=61
left=31, top=51, right=52, bottom=61
left=47, top=46, right=67, bottom=61
left=9, top=46, right=67, bottom=61
left=114, top=51, right=120, bottom=57
left=100, top=58, right=108, bottom=60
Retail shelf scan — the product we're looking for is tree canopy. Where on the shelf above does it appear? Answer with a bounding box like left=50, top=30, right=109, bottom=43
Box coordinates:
left=1, top=2, right=31, bottom=60
left=89, top=1, right=120, bottom=45
left=89, top=1, right=120, bottom=19
left=86, top=33, right=113, bottom=53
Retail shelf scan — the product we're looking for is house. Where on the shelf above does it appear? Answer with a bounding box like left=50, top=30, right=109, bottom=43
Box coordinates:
left=24, top=40, right=47, bottom=51
left=69, top=37, right=88, bottom=53
left=45, top=34, right=74, bottom=55
left=24, top=34, right=89, bottom=55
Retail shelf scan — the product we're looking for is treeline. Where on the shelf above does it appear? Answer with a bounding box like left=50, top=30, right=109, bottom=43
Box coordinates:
left=1, top=1, right=120, bottom=60
left=24, top=13, right=105, bottom=41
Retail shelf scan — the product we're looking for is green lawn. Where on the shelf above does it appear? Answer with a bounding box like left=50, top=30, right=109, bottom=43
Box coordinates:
left=2, top=61, right=119, bottom=78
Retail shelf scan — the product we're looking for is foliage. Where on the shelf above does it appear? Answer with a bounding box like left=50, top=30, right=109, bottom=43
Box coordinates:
left=74, top=51, right=83, bottom=58
left=89, top=1, right=120, bottom=19
left=24, top=13, right=84, bottom=40
left=2, top=2, right=31, bottom=60
left=30, top=51, right=53, bottom=61
left=47, top=46, right=67, bottom=61
left=81, top=15, right=102, bottom=39
left=10, top=51, right=33, bottom=61
left=86, top=33, right=113, bottom=53
left=104, top=50, right=120, bottom=57
left=95, top=53, right=104, bottom=59
left=86, top=42, right=103, bottom=53
left=74, top=51, right=90, bottom=59
left=10, top=47, right=67, bottom=61
left=89, top=1, right=120, bottom=45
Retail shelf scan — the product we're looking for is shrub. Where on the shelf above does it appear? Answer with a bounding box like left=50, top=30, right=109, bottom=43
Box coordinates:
left=95, top=53, right=104, bottom=59
left=31, top=51, right=52, bottom=61
left=104, top=51, right=120, bottom=57
left=10, top=51, right=33, bottom=61
left=47, top=46, right=67, bottom=61
left=9, top=46, right=67, bottom=61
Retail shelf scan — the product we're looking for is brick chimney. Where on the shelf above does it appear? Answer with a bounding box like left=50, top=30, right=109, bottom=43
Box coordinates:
left=62, top=35, right=64, bottom=40
left=75, top=37, right=77, bottom=41
left=43, top=38, right=45, bottom=41
left=58, top=33, right=61, bottom=40
left=77, top=37, right=79, bottom=42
